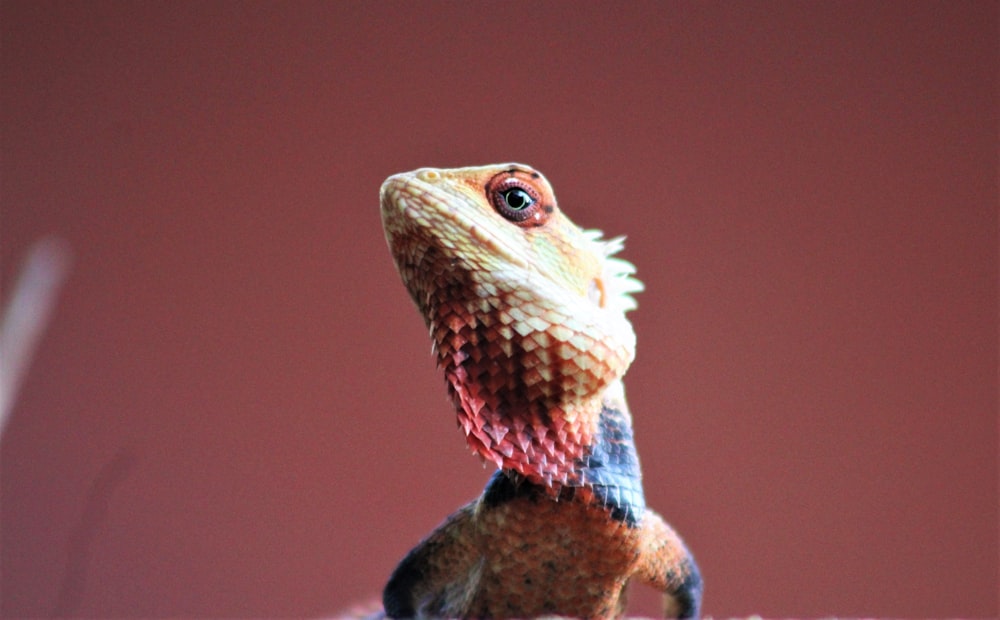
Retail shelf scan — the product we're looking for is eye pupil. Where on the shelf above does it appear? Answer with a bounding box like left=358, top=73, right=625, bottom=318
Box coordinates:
left=502, top=188, right=533, bottom=211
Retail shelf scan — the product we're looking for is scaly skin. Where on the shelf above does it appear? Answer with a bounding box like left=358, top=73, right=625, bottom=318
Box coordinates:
left=379, top=164, right=701, bottom=619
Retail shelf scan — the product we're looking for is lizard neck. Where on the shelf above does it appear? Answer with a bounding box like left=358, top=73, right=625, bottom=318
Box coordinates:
left=478, top=381, right=648, bottom=524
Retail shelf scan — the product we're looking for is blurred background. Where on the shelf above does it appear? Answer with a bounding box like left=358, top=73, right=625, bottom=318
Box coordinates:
left=2, top=2, right=996, bottom=617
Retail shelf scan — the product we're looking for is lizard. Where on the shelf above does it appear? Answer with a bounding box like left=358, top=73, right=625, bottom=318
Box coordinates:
left=378, top=164, right=702, bottom=619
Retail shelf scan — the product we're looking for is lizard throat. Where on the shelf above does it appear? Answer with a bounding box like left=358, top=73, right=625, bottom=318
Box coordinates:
left=427, top=287, right=631, bottom=489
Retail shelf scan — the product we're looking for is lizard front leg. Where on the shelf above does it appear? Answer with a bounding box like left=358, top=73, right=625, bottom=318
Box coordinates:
left=635, top=510, right=703, bottom=619
left=382, top=502, right=480, bottom=618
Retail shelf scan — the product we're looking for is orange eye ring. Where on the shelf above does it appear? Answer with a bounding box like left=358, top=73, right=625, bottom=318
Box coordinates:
left=485, top=169, right=552, bottom=227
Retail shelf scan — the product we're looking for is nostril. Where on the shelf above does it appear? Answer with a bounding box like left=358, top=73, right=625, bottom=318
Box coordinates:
left=417, top=169, right=441, bottom=182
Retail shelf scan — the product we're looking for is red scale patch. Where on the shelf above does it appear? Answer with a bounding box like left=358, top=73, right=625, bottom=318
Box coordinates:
left=418, top=278, right=624, bottom=489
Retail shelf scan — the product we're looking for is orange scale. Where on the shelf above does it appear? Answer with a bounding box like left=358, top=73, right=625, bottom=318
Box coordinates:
left=459, top=361, right=483, bottom=379
left=539, top=435, right=558, bottom=456
left=483, top=375, right=505, bottom=394
left=485, top=392, right=504, bottom=409
left=526, top=385, right=551, bottom=404
left=482, top=362, right=504, bottom=378
left=513, top=432, right=533, bottom=454
left=508, top=411, right=526, bottom=428
left=518, top=353, right=541, bottom=371
left=476, top=308, right=496, bottom=326
left=546, top=413, right=567, bottom=431
left=495, top=440, right=515, bottom=458
left=434, top=341, right=453, bottom=359
left=521, top=368, right=542, bottom=387
left=519, top=335, right=541, bottom=353
left=486, top=422, right=509, bottom=445
left=538, top=384, right=561, bottom=401
left=471, top=427, right=494, bottom=449
left=507, top=450, right=529, bottom=465
left=530, top=422, right=549, bottom=440
left=458, top=374, right=479, bottom=394
left=481, top=451, right=504, bottom=470
left=448, top=349, right=470, bottom=367
left=467, top=396, right=487, bottom=417
left=450, top=384, right=468, bottom=402
left=441, top=318, right=462, bottom=336
left=446, top=298, right=468, bottom=316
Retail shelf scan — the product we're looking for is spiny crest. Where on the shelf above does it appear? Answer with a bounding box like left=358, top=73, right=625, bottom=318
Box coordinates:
left=582, top=229, right=645, bottom=314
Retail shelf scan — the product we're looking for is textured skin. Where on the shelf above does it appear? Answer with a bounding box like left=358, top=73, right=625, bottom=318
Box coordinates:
left=379, top=164, right=701, bottom=619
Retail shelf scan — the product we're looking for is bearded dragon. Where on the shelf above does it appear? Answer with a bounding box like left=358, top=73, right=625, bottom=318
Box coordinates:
left=378, top=164, right=702, bottom=619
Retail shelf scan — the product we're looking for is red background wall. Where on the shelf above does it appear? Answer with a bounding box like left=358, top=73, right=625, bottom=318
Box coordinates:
left=2, top=2, right=996, bottom=617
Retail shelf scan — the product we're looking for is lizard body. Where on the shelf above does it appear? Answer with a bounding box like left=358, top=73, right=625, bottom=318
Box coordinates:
left=379, top=164, right=701, bottom=619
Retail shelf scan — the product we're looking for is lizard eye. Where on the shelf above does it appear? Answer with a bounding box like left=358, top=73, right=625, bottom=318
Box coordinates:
left=500, top=188, right=534, bottom=212
left=486, top=171, right=551, bottom=227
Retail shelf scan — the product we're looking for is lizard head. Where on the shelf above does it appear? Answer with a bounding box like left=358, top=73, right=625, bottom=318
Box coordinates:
left=380, top=164, right=643, bottom=488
